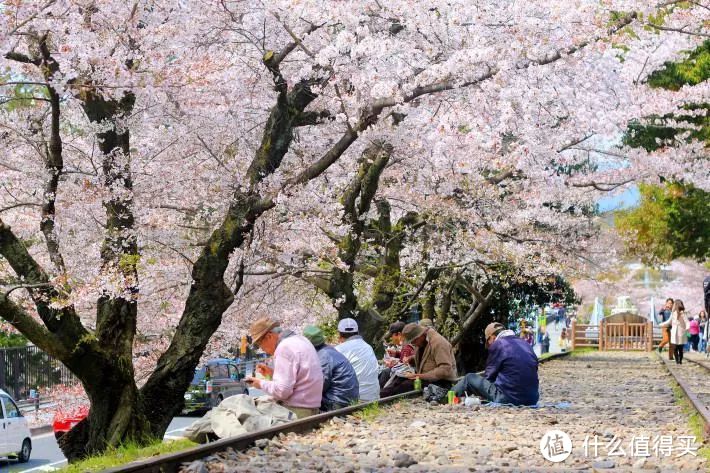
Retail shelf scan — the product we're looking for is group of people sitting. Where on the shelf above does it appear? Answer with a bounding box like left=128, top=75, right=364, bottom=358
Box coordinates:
left=243, top=316, right=540, bottom=418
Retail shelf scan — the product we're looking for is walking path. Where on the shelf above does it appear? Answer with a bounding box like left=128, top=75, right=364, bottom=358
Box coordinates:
left=186, top=352, right=707, bottom=472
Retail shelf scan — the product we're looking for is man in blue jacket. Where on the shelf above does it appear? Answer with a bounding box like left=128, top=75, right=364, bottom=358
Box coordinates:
left=453, top=322, right=539, bottom=405
left=303, top=326, right=359, bottom=411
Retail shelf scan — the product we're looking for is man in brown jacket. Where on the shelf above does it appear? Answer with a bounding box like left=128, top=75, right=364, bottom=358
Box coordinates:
left=402, top=323, right=457, bottom=389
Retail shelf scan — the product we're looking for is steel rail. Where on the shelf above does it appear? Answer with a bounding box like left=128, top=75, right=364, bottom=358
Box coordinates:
left=655, top=353, right=710, bottom=439
left=104, top=351, right=570, bottom=473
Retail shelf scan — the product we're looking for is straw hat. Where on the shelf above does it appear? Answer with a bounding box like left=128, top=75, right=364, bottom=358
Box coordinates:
left=249, top=317, right=279, bottom=345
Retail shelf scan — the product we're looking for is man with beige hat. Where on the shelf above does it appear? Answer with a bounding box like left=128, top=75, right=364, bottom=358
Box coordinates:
left=244, top=317, right=323, bottom=418
left=401, top=322, right=457, bottom=389
left=452, top=322, right=539, bottom=405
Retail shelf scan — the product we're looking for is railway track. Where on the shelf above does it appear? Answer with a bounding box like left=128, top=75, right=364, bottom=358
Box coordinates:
left=656, top=352, right=710, bottom=439
left=106, top=352, right=571, bottom=473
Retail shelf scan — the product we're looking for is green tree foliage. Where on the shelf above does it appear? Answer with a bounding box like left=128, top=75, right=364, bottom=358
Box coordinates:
left=0, top=330, right=28, bottom=347
left=618, top=41, right=708, bottom=263
left=616, top=182, right=710, bottom=264
left=624, top=41, right=709, bottom=152
left=647, top=40, right=710, bottom=90
left=456, top=274, right=578, bottom=372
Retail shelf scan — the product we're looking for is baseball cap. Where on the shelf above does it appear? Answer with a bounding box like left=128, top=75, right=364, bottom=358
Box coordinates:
left=337, top=318, right=359, bottom=333
left=302, top=325, right=326, bottom=346
left=484, top=322, right=505, bottom=339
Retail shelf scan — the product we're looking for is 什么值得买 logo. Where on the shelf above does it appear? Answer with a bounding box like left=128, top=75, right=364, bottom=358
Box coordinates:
left=540, top=430, right=572, bottom=463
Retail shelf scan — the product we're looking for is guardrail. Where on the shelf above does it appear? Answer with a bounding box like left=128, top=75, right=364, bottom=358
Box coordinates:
left=17, top=396, right=55, bottom=413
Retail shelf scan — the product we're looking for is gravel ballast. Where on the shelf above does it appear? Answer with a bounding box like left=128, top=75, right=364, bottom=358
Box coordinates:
left=182, top=351, right=707, bottom=472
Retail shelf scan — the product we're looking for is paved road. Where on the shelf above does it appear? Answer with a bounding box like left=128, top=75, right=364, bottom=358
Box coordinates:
left=2, top=416, right=197, bottom=473
left=3, top=385, right=266, bottom=473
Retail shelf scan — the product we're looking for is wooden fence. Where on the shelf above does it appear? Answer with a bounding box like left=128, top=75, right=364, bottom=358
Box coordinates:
left=571, top=320, right=655, bottom=351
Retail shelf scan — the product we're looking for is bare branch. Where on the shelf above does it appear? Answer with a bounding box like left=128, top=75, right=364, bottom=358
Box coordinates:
left=570, top=178, right=635, bottom=192
left=271, top=13, right=319, bottom=61
left=557, top=134, right=595, bottom=153
left=37, top=33, right=67, bottom=274
left=0, top=293, right=68, bottom=358
left=0, top=216, right=87, bottom=340
left=0, top=202, right=42, bottom=214
left=6, top=0, right=57, bottom=36
left=4, top=52, right=41, bottom=66
left=485, top=169, right=518, bottom=185
left=196, top=133, right=231, bottom=173
left=647, top=23, right=710, bottom=38
left=451, top=288, right=494, bottom=346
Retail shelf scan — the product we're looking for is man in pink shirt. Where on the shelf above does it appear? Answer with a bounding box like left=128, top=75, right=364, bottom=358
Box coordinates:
left=244, top=317, right=324, bottom=418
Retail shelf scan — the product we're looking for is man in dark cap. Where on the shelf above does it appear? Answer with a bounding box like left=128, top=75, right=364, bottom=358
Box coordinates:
left=453, top=322, right=539, bottom=405
left=384, top=321, right=415, bottom=366
left=379, top=321, right=417, bottom=396
left=401, top=322, right=457, bottom=389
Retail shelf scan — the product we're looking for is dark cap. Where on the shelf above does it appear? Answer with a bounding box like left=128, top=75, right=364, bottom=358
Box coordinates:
left=388, top=321, right=406, bottom=336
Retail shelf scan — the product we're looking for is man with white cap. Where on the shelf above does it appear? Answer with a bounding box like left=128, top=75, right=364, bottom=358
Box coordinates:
left=452, top=322, right=539, bottom=405
left=335, top=318, right=380, bottom=402
left=244, top=317, right=324, bottom=418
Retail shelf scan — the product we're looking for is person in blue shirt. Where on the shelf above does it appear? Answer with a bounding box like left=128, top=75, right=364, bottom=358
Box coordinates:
left=303, top=325, right=359, bottom=411
left=453, top=322, right=539, bottom=405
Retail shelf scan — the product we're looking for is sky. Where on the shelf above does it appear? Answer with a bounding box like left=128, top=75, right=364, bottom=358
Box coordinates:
left=597, top=185, right=641, bottom=213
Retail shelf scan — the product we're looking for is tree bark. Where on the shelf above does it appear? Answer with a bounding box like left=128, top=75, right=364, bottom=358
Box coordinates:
left=138, top=53, right=324, bottom=437
left=312, top=142, right=393, bottom=342
left=52, top=88, right=151, bottom=461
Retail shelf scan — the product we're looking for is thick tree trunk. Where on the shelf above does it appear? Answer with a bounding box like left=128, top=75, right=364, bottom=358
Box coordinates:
left=138, top=59, right=323, bottom=438
left=322, top=143, right=393, bottom=344
left=59, top=374, right=149, bottom=461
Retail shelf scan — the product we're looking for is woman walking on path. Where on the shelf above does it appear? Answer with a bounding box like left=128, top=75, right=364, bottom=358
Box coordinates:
left=558, top=328, right=572, bottom=353
left=660, top=300, right=690, bottom=364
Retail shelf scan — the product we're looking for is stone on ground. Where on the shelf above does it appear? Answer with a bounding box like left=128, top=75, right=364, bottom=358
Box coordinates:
left=183, top=352, right=707, bottom=472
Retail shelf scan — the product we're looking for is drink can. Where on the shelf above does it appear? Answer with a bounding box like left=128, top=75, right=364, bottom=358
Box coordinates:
left=447, top=390, right=456, bottom=404
left=414, top=377, right=422, bottom=391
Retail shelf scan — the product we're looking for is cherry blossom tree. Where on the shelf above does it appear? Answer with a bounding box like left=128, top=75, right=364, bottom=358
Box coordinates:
left=0, top=0, right=707, bottom=460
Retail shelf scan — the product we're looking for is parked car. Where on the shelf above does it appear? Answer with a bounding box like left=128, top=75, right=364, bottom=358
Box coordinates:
left=182, top=358, right=250, bottom=413
left=0, top=389, right=32, bottom=463
left=53, top=405, right=89, bottom=441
